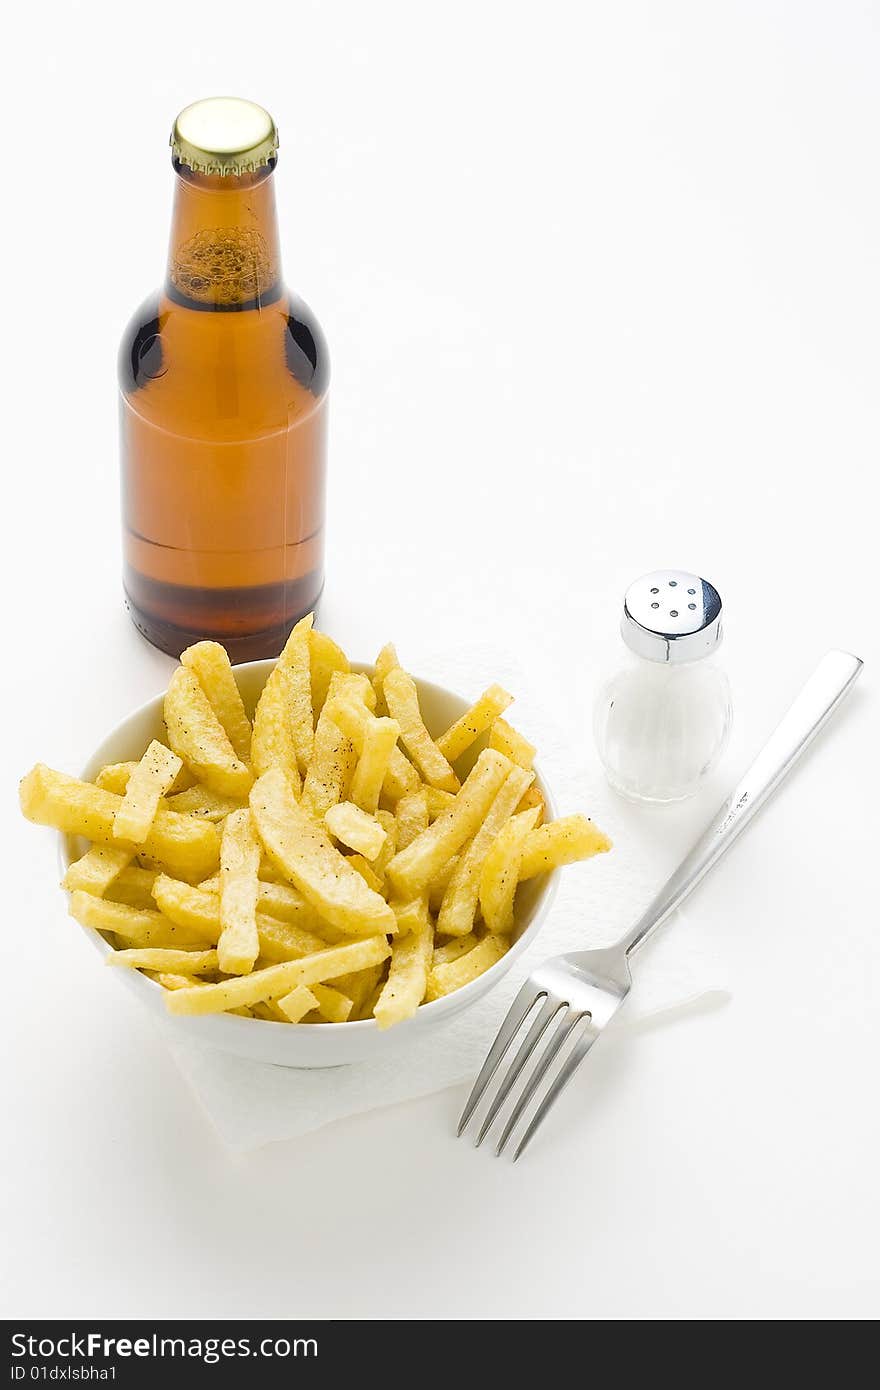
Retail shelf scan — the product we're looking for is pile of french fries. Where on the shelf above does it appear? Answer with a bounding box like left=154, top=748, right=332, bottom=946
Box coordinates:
left=19, top=618, right=611, bottom=1029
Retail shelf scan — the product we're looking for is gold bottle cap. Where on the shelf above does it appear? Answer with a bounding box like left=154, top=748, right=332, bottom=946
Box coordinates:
left=171, top=97, right=279, bottom=175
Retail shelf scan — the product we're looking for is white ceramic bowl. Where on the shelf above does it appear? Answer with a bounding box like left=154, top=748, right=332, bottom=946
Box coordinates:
left=60, top=660, right=558, bottom=1067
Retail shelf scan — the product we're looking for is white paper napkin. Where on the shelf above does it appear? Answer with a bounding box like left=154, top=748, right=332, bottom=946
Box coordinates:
left=167, top=905, right=730, bottom=1153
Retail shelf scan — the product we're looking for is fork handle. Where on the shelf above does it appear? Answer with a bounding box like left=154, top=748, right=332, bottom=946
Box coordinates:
left=619, top=649, right=863, bottom=957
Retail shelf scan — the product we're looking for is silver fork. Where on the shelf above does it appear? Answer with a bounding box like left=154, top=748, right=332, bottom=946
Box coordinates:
left=459, top=649, right=863, bottom=1161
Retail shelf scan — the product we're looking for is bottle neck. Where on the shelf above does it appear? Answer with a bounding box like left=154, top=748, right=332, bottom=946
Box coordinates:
left=165, top=162, right=283, bottom=311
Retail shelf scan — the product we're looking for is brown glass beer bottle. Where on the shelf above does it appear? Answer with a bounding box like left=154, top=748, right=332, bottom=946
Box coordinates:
left=119, top=98, right=328, bottom=660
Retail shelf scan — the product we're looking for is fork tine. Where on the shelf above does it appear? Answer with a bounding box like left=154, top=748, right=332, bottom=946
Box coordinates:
left=511, top=1026, right=596, bottom=1162
left=474, top=996, right=564, bottom=1148
left=494, top=1010, right=583, bottom=1158
left=456, top=982, right=545, bottom=1137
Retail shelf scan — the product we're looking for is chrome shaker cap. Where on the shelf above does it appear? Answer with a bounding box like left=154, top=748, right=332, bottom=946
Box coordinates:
left=622, top=569, right=723, bottom=664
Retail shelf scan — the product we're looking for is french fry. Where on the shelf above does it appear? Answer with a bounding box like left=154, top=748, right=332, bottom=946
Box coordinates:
left=479, top=806, right=541, bottom=933
left=346, top=854, right=384, bottom=893
left=428, top=855, right=458, bottom=913
left=436, top=684, right=514, bottom=763
left=390, top=894, right=428, bottom=937
left=324, top=695, right=419, bottom=801
left=95, top=762, right=140, bottom=794
left=515, top=784, right=546, bottom=825
left=68, top=891, right=211, bottom=950
left=300, top=707, right=356, bottom=820
left=395, top=788, right=429, bottom=851
left=152, top=874, right=332, bottom=957
left=518, top=815, right=612, bottom=880
left=425, top=933, right=509, bottom=1001
left=334, top=963, right=385, bottom=1018
left=112, top=740, right=183, bottom=844
left=250, top=768, right=397, bottom=937
left=217, top=809, right=261, bottom=974
left=165, top=935, right=391, bottom=1015
left=253, top=879, right=334, bottom=931
left=20, top=765, right=220, bottom=882
left=326, top=670, right=377, bottom=711
left=95, top=761, right=195, bottom=795
left=252, top=998, right=297, bottom=1022
left=275, top=613, right=314, bottom=772
left=62, top=844, right=134, bottom=896
left=383, top=667, right=459, bottom=793
left=152, top=874, right=223, bottom=938
left=372, top=641, right=400, bottom=714
left=349, top=716, right=400, bottom=814
left=276, top=983, right=320, bottom=1023
left=423, top=786, right=457, bottom=820
left=488, top=718, right=536, bottom=770
left=438, top=766, right=534, bottom=936
left=325, top=801, right=387, bottom=860
left=110, top=865, right=158, bottom=909
left=165, top=785, right=244, bottom=821
left=180, top=641, right=252, bottom=764
left=309, top=630, right=350, bottom=716
left=164, top=667, right=252, bottom=799
left=106, top=947, right=218, bottom=973
left=250, top=665, right=301, bottom=793
left=360, top=978, right=387, bottom=1021
left=433, top=932, right=481, bottom=966
left=256, top=914, right=338, bottom=962
left=310, top=983, right=354, bottom=1023
left=374, top=906, right=434, bottom=1029
left=372, top=810, right=397, bottom=878
left=155, top=972, right=210, bottom=991
left=386, top=749, right=510, bottom=899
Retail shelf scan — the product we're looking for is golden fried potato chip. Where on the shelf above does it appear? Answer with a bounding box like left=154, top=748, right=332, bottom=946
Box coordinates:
left=180, top=641, right=252, bottom=764
left=106, top=947, right=218, bottom=973
left=164, top=785, right=244, bottom=821
left=394, top=788, right=429, bottom=852
left=276, top=613, right=315, bottom=772
left=436, top=684, right=514, bottom=763
left=383, top=667, right=459, bottom=793
left=325, top=801, right=387, bottom=860
left=425, top=933, right=509, bottom=1001
left=309, top=630, right=351, bottom=716
left=488, top=718, right=536, bottom=770
left=518, top=815, right=612, bottom=879
left=250, top=664, right=301, bottom=793
left=371, top=641, right=400, bottom=714
left=62, top=843, right=134, bottom=896
left=276, top=983, right=320, bottom=1023
left=325, top=695, right=418, bottom=801
left=437, top=765, right=534, bottom=936
left=68, top=890, right=212, bottom=950
left=300, top=707, right=357, bottom=820
left=349, top=716, right=400, bottom=815
left=164, top=668, right=252, bottom=799
left=217, top=808, right=261, bottom=975
left=113, top=740, right=183, bottom=844
left=478, top=805, right=541, bottom=934
left=166, top=935, right=391, bottom=1015
left=386, top=749, right=510, bottom=899
left=21, top=765, right=220, bottom=882
left=374, top=906, right=434, bottom=1029
left=250, top=768, right=396, bottom=937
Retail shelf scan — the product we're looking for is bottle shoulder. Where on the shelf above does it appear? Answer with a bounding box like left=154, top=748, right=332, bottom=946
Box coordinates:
left=118, top=287, right=330, bottom=399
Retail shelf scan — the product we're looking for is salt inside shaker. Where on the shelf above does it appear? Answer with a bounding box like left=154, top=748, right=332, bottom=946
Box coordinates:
left=593, top=569, right=732, bottom=802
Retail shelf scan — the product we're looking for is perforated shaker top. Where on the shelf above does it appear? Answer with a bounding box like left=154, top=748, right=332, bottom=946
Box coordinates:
left=622, top=570, right=723, bottom=663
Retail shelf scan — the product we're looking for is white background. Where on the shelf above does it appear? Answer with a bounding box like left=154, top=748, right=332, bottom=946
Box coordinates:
left=2, top=0, right=878, bottom=1320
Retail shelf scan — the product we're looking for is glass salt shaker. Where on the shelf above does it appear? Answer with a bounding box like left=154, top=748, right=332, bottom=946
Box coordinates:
left=593, top=569, right=732, bottom=802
